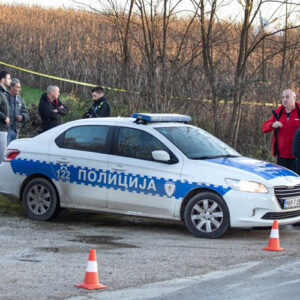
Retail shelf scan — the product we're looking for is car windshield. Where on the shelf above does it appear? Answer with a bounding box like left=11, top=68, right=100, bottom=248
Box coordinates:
left=156, top=126, right=240, bottom=159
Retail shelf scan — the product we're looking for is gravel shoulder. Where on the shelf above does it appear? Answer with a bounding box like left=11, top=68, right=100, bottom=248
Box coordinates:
left=0, top=197, right=299, bottom=300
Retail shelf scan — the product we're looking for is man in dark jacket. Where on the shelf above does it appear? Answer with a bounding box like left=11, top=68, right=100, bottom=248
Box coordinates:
left=292, top=127, right=300, bottom=226
left=6, top=78, right=29, bottom=144
left=83, top=86, right=111, bottom=118
left=0, top=70, right=11, bottom=93
left=0, top=70, right=11, bottom=161
left=0, top=94, right=9, bottom=163
left=292, top=127, right=300, bottom=175
left=39, top=85, right=69, bottom=132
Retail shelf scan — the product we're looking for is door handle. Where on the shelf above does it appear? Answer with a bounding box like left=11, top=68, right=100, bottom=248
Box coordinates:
left=57, top=158, right=70, bottom=164
left=112, top=165, right=126, bottom=172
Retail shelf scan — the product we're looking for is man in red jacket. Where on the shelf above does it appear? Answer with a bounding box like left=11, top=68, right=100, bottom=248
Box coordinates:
left=262, top=89, right=300, bottom=172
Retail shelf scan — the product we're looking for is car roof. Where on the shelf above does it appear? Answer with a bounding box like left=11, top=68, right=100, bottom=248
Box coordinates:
left=62, top=115, right=191, bottom=128
left=25, top=115, right=192, bottom=143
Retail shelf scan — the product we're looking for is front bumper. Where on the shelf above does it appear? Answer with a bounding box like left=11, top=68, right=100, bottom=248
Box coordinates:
left=224, top=188, right=300, bottom=227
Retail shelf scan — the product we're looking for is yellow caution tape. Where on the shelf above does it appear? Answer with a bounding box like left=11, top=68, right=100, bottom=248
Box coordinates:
left=0, top=60, right=134, bottom=93
left=0, top=60, right=278, bottom=107
left=176, top=97, right=277, bottom=107
left=205, top=99, right=277, bottom=107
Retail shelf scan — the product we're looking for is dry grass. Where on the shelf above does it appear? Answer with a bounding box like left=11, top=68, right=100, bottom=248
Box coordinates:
left=0, top=4, right=299, bottom=158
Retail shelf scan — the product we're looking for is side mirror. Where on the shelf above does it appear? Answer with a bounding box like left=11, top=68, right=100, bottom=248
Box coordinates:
left=152, top=150, right=170, bottom=162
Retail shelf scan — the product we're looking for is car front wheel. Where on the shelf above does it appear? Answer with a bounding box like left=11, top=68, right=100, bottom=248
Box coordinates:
left=184, top=192, right=230, bottom=238
left=22, top=178, right=59, bottom=221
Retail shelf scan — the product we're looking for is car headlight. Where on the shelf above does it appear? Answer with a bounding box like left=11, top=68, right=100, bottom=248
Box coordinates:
left=225, top=178, right=268, bottom=193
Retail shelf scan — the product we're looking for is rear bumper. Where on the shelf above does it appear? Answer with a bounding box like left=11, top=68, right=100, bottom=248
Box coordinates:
left=0, top=162, right=24, bottom=199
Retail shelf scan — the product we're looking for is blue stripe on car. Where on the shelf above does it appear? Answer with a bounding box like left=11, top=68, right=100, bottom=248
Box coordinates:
left=10, top=158, right=231, bottom=198
left=206, top=157, right=298, bottom=180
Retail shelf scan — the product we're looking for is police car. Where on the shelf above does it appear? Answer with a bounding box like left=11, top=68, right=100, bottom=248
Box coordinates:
left=1, top=113, right=300, bottom=238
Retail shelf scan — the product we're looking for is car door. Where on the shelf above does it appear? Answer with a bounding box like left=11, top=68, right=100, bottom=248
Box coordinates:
left=107, top=126, right=183, bottom=217
left=49, top=124, right=111, bottom=209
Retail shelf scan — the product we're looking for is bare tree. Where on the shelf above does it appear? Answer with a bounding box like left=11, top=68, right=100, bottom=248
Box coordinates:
left=227, top=0, right=300, bottom=147
left=191, top=0, right=232, bottom=136
left=134, top=0, right=199, bottom=112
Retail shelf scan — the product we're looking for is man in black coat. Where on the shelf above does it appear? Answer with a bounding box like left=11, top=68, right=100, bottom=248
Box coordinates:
left=0, top=70, right=11, bottom=162
left=83, top=86, right=111, bottom=118
left=292, top=126, right=300, bottom=175
left=0, top=70, right=11, bottom=93
left=292, top=127, right=300, bottom=226
left=0, top=88, right=9, bottom=163
left=38, top=85, right=69, bottom=132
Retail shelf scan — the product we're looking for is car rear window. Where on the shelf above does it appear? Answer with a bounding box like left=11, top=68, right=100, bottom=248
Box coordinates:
left=61, top=125, right=109, bottom=153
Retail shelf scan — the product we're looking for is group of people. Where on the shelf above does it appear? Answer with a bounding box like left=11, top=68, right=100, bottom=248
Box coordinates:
left=0, top=70, right=28, bottom=163
left=0, top=69, right=111, bottom=162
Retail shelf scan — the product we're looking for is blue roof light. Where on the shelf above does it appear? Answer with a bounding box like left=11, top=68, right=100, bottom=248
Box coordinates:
left=132, top=113, right=191, bottom=123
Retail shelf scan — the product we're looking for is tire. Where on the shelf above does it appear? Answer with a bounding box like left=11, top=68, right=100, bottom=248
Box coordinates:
left=22, top=178, right=59, bottom=221
left=183, top=192, right=230, bottom=238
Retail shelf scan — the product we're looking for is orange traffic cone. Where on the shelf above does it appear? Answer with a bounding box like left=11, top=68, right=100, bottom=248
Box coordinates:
left=76, top=249, right=107, bottom=290
left=262, top=220, right=284, bottom=252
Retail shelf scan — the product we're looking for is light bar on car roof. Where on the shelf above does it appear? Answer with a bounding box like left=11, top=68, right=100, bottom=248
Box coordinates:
left=132, top=113, right=191, bottom=123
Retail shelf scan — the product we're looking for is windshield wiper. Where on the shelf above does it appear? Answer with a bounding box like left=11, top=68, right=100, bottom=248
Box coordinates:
left=191, top=154, right=240, bottom=160
left=218, top=154, right=240, bottom=158
left=191, top=155, right=220, bottom=159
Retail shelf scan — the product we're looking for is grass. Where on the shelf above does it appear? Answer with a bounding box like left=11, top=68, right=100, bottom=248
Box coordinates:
left=19, top=84, right=125, bottom=120
left=0, top=194, right=24, bottom=216
left=20, top=85, right=73, bottom=106
left=20, top=85, right=44, bottom=105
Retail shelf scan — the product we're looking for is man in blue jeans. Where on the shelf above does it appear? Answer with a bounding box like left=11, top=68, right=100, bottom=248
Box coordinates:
left=6, top=78, right=28, bottom=144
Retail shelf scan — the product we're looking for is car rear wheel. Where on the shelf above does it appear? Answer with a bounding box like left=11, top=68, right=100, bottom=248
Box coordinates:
left=184, top=192, right=230, bottom=238
left=22, top=178, right=59, bottom=221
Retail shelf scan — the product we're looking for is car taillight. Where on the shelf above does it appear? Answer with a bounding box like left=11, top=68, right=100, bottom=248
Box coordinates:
left=4, top=149, right=20, bottom=162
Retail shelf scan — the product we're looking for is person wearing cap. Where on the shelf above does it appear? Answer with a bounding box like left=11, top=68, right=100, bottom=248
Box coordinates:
left=6, top=78, right=28, bottom=144
left=83, top=86, right=111, bottom=118
left=262, top=89, right=300, bottom=172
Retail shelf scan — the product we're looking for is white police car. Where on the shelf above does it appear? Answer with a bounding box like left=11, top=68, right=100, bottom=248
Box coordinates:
left=1, top=113, right=300, bottom=238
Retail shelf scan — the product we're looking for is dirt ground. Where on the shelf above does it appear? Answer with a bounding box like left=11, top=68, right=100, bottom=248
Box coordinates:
left=0, top=197, right=299, bottom=300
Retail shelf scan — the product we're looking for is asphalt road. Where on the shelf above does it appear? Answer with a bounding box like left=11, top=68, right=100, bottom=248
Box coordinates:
left=0, top=204, right=299, bottom=300
left=71, top=257, right=300, bottom=300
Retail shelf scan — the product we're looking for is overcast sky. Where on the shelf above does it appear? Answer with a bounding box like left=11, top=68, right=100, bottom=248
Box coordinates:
left=0, top=0, right=73, bottom=8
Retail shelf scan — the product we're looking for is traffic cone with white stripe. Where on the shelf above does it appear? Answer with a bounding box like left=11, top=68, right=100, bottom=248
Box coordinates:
left=262, top=220, right=284, bottom=252
left=76, top=249, right=107, bottom=290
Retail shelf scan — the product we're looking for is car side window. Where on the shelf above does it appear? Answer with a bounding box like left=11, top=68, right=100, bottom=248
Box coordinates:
left=117, top=127, right=169, bottom=160
left=62, top=125, right=109, bottom=153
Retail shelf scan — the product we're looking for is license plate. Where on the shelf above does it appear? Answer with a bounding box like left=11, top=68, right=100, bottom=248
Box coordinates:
left=283, top=198, right=300, bottom=209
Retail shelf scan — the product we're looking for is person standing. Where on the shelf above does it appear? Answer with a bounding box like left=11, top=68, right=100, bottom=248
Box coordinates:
left=0, top=70, right=11, bottom=93
left=83, top=86, right=111, bottom=118
left=0, top=93, right=9, bottom=163
left=292, top=126, right=300, bottom=175
left=0, top=70, right=11, bottom=162
left=262, top=89, right=300, bottom=172
left=6, top=78, right=28, bottom=144
left=38, top=85, right=69, bottom=132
